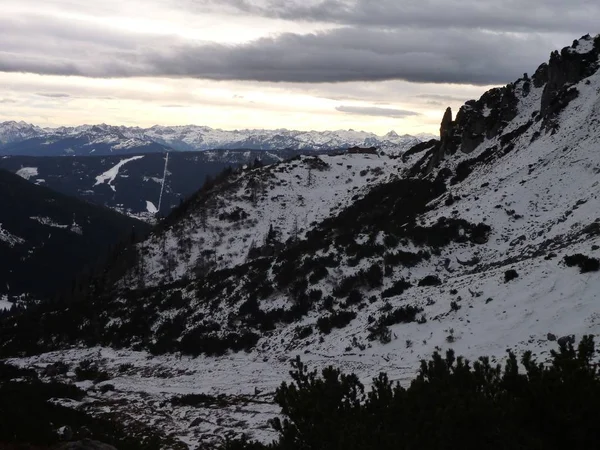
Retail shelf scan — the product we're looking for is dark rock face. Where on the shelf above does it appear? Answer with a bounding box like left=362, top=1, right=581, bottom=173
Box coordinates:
left=532, top=63, right=549, bottom=88
left=425, top=107, right=456, bottom=172
left=431, top=82, right=519, bottom=163
left=440, top=107, right=453, bottom=140
left=540, top=35, right=599, bottom=119
left=417, top=34, right=599, bottom=174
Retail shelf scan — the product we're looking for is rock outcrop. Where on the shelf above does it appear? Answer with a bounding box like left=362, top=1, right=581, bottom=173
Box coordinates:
left=540, top=35, right=600, bottom=119
left=424, top=34, right=600, bottom=171
left=425, top=107, right=458, bottom=171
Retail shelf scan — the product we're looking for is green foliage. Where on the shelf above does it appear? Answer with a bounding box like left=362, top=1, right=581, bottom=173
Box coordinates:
left=316, top=311, right=357, bottom=334
left=504, top=269, right=519, bottom=282
left=333, top=264, right=383, bottom=299
left=381, top=279, right=412, bottom=298
left=224, top=336, right=600, bottom=450
left=171, top=393, right=230, bottom=408
left=418, top=275, right=442, bottom=287
left=367, top=304, right=423, bottom=342
left=75, top=359, right=111, bottom=383
left=564, top=253, right=600, bottom=273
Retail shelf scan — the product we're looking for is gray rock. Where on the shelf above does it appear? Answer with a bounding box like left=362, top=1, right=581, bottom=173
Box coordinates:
left=547, top=333, right=557, bottom=341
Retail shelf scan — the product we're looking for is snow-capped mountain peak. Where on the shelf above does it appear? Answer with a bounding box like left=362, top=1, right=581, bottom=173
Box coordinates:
left=0, top=121, right=426, bottom=156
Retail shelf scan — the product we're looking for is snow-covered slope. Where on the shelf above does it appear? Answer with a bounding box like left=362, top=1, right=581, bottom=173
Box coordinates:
left=3, top=34, right=600, bottom=450
left=135, top=152, right=409, bottom=284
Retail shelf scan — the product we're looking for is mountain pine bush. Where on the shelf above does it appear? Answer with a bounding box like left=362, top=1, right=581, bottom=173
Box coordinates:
left=223, top=336, right=600, bottom=450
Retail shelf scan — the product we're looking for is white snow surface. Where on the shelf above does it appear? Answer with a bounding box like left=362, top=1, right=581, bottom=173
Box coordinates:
left=146, top=201, right=158, bottom=214
left=30, top=216, right=69, bottom=229
left=136, top=152, right=407, bottom=285
left=571, top=34, right=596, bottom=54
left=16, top=167, right=38, bottom=180
left=0, top=295, right=13, bottom=311
left=94, top=155, right=144, bottom=191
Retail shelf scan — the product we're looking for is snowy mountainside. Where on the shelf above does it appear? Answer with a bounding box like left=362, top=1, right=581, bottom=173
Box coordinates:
left=0, top=150, right=303, bottom=219
left=0, top=121, right=43, bottom=145
left=134, top=152, right=408, bottom=284
left=2, top=34, right=600, bottom=449
left=0, top=121, right=423, bottom=156
left=0, top=125, right=172, bottom=156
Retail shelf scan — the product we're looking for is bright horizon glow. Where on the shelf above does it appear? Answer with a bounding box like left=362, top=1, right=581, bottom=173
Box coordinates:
left=2, top=0, right=575, bottom=135
left=0, top=73, right=494, bottom=135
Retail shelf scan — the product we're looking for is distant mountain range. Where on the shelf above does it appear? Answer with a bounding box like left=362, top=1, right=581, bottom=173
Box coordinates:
left=0, top=121, right=430, bottom=156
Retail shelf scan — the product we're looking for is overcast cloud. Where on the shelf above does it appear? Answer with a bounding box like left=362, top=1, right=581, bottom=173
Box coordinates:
left=196, top=0, right=600, bottom=34
left=0, top=16, right=563, bottom=84
left=0, top=0, right=596, bottom=132
left=335, top=105, right=420, bottom=118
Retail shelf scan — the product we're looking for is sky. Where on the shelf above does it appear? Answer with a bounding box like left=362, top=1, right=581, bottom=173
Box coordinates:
left=0, top=1, right=597, bottom=135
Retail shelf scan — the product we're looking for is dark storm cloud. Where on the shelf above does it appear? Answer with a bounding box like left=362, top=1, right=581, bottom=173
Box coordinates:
left=0, top=7, right=591, bottom=86
left=335, top=105, right=420, bottom=118
left=198, top=0, right=600, bottom=34
left=146, top=28, right=550, bottom=85
left=0, top=14, right=557, bottom=85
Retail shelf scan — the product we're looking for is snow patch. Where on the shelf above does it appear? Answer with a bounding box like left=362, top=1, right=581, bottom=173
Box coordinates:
left=0, top=296, right=13, bottom=311
left=94, top=155, right=144, bottom=192
left=70, top=221, right=83, bottom=235
left=571, top=35, right=596, bottom=55
left=16, top=167, right=38, bottom=180
left=146, top=201, right=158, bottom=214
left=30, top=216, right=68, bottom=229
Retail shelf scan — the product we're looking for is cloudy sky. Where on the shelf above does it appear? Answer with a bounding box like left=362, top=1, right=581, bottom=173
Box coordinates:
left=1, top=1, right=597, bottom=134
